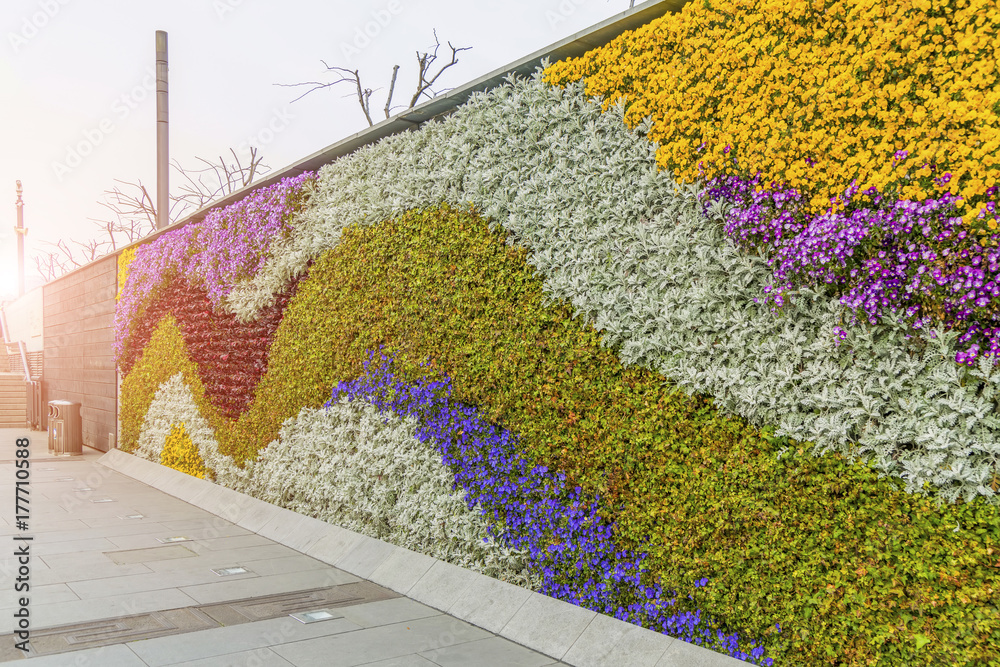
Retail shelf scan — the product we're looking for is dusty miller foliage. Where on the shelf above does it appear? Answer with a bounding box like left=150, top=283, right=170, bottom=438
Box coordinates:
left=223, top=68, right=1000, bottom=505
left=139, top=374, right=536, bottom=585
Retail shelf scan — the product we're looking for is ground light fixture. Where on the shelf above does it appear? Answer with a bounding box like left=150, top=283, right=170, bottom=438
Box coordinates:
left=290, top=610, right=337, bottom=624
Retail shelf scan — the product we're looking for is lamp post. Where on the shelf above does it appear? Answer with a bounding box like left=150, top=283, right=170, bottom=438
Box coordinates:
left=156, top=30, right=169, bottom=230
left=15, top=181, right=25, bottom=298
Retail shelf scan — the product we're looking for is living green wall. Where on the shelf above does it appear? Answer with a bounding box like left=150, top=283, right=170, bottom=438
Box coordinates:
left=114, top=3, right=1000, bottom=663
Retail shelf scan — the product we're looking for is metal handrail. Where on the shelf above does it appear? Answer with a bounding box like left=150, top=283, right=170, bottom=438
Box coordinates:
left=0, top=308, right=31, bottom=382
left=15, top=340, right=30, bottom=383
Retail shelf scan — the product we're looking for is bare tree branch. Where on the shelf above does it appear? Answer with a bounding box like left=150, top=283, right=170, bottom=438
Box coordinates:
left=31, top=239, right=85, bottom=281
left=276, top=62, right=365, bottom=101
left=408, top=30, right=471, bottom=108
left=171, top=147, right=269, bottom=216
left=97, top=180, right=158, bottom=230
left=34, top=149, right=270, bottom=282
left=73, top=237, right=108, bottom=263
left=34, top=252, right=63, bottom=282
left=384, top=64, right=400, bottom=121
left=281, top=31, right=470, bottom=126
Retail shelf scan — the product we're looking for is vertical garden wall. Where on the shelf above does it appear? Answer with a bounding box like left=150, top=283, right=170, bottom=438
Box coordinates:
left=116, top=2, right=1000, bottom=665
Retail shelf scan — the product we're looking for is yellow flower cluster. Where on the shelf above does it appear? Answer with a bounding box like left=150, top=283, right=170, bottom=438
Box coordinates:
left=116, top=247, right=137, bottom=302
left=545, top=0, right=1000, bottom=225
left=160, top=423, right=208, bottom=479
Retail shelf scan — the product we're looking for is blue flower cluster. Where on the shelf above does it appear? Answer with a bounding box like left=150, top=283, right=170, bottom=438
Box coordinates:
left=326, top=349, right=777, bottom=665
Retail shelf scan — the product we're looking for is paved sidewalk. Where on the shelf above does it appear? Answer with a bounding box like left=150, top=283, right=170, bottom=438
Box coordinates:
left=0, top=428, right=743, bottom=666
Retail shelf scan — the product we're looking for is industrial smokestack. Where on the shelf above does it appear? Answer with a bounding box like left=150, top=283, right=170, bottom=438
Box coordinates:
left=155, top=30, right=169, bottom=230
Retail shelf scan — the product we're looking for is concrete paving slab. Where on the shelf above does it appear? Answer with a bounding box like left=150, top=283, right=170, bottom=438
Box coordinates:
left=562, top=610, right=673, bottom=667
left=189, top=484, right=259, bottom=522
left=303, top=525, right=365, bottom=563
left=195, top=533, right=276, bottom=551
left=335, top=534, right=396, bottom=580
left=78, top=514, right=154, bottom=528
left=655, top=636, right=749, bottom=666
left=9, top=643, right=148, bottom=666
left=405, top=560, right=479, bottom=614
left=31, top=536, right=120, bottom=555
left=105, top=531, right=271, bottom=552
left=28, top=518, right=183, bottom=544
left=447, top=575, right=532, bottom=635
left=127, top=615, right=362, bottom=667
left=169, top=647, right=295, bottom=667
left=163, top=474, right=215, bottom=506
left=231, top=554, right=331, bottom=578
left=256, top=510, right=331, bottom=554
left=105, top=544, right=200, bottom=564
left=67, top=561, right=257, bottom=599
left=101, top=533, right=192, bottom=550
left=96, top=449, right=144, bottom=476
left=28, top=588, right=201, bottom=631
left=124, top=503, right=209, bottom=520
left=179, top=568, right=360, bottom=605
left=143, top=544, right=301, bottom=573
left=367, top=546, right=436, bottom=596
left=40, top=504, right=125, bottom=520
left=8, top=506, right=71, bottom=520
left=108, top=459, right=175, bottom=488
left=337, top=598, right=440, bottom=629
left=231, top=497, right=286, bottom=534
left=419, top=635, right=556, bottom=667
left=38, top=550, right=117, bottom=570
left=33, top=561, right=153, bottom=586
left=24, top=583, right=80, bottom=605
left=272, top=615, right=492, bottom=667
left=154, top=518, right=254, bottom=538
left=358, top=656, right=439, bottom=667
left=501, top=593, right=597, bottom=661
left=13, top=518, right=90, bottom=534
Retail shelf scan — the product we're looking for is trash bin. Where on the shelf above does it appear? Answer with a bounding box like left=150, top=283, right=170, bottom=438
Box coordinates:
left=48, top=400, right=82, bottom=456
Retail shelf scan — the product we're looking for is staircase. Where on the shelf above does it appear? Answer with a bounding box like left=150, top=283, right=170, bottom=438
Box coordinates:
left=0, top=372, right=27, bottom=427
left=0, top=308, right=29, bottom=428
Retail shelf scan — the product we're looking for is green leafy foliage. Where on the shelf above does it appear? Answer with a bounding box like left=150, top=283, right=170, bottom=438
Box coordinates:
left=235, top=70, right=1000, bottom=505
left=219, top=202, right=999, bottom=665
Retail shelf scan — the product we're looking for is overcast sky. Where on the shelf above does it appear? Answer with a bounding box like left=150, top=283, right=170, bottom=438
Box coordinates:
left=0, top=0, right=637, bottom=299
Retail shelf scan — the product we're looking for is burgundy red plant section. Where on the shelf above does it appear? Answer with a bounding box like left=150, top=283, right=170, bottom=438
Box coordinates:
left=119, top=274, right=304, bottom=418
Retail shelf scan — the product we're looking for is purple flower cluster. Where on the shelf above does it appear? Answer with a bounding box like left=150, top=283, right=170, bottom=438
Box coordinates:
left=704, top=171, right=1000, bottom=365
left=114, top=173, right=314, bottom=362
left=115, top=224, right=201, bottom=361
left=189, top=172, right=314, bottom=305
left=327, top=349, right=777, bottom=665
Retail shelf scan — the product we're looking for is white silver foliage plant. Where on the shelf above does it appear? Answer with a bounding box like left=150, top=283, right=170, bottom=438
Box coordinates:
left=221, top=68, right=1000, bottom=504
left=133, top=372, right=217, bottom=465
left=237, top=397, right=536, bottom=587
left=138, top=375, right=536, bottom=586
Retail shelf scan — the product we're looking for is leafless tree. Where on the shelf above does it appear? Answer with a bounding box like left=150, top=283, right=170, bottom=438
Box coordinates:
left=34, top=253, right=65, bottom=283
left=280, top=30, right=471, bottom=126
left=32, top=149, right=269, bottom=281
left=172, top=147, right=267, bottom=214
left=95, top=180, right=160, bottom=245
left=32, top=237, right=105, bottom=281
